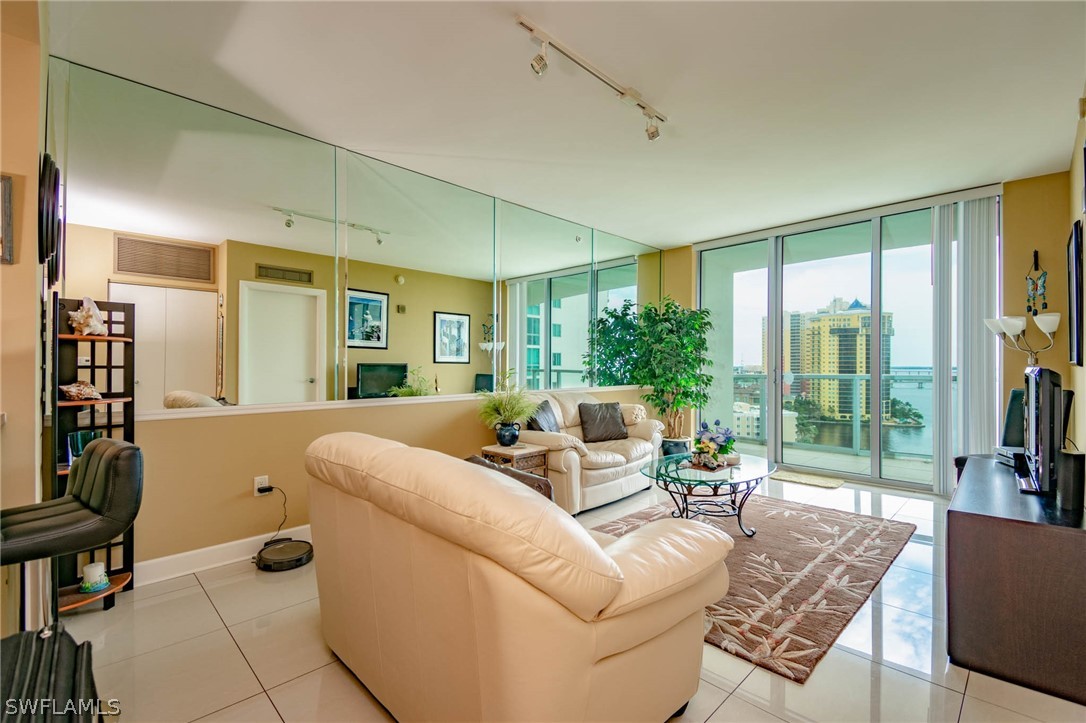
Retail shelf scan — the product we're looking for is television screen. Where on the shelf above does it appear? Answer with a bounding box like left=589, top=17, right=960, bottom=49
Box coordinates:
left=357, top=363, right=407, bottom=398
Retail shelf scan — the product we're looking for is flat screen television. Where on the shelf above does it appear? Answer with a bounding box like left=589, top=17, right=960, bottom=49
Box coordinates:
left=356, top=363, right=407, bottom=398
left=1023, top=366, right=1062, bottom=494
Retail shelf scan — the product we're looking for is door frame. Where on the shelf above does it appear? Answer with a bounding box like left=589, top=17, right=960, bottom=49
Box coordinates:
left=238, top=281, right=327, bottom=405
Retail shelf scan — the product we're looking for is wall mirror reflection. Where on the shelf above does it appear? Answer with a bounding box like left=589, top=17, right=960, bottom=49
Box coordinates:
left=52, top=59, right=662, bottom=413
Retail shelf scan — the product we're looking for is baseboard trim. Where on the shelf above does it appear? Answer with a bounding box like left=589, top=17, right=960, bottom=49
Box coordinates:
left=133, top=525, right=312, bottom=587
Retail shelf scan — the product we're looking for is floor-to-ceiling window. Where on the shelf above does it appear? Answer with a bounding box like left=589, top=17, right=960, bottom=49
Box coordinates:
left=699, top=190, right=998, bottom=492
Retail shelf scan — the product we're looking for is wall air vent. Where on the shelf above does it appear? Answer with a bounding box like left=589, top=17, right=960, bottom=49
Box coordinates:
left=255, top=264, right=314, bottom=285
left=115, top=235, right=215, bottom=283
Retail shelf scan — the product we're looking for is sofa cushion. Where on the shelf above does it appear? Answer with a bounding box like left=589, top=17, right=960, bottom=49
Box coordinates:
left=587, top=438, right=654, bottom=463
left=527, top=400, right=560, bottom=433
left=305, top=432, right=623, bottom=621
left=579, top=402, right=628, bottom=443
left=548, top=392, right=602, bottom=431
left=581, top=449, right=627, bottom=470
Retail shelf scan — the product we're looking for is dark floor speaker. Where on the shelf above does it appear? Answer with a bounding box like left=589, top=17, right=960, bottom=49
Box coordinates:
left=1057, top=450, right=1084, bottom=513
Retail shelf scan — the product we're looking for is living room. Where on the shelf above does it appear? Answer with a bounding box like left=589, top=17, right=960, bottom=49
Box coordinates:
left=1, top=2, right=1084, bottom=722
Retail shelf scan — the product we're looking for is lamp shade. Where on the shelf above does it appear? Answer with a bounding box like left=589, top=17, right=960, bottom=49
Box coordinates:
left=983, top=319, right=1004, bottom=334
left=999, top=317, right=1027, bottom=336
left=1033, top=312, right=1061, bottom=335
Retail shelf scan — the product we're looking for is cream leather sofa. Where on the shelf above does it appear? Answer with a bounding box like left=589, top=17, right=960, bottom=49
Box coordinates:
left=519, top=391, right=664, bottom=515
left=305, top=432, right=734, bottom=723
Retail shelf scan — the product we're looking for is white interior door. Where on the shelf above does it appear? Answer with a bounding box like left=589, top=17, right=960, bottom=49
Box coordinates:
left=164, top=287, right=217, bottom=398
left=109, top=283, right=167, bottom=413
left=239, top=281, right=325, bottom=404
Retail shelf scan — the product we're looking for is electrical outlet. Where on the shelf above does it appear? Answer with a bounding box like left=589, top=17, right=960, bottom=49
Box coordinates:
left=77, top=356, right=91, bottom=366
left=254, top=475, right=270, bottom=496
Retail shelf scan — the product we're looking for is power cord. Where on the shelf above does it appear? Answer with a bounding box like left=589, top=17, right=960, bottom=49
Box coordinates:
left=257, top=485, right=288, bottom=543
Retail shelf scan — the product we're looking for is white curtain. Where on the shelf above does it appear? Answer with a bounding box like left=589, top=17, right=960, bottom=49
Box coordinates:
left=955, top=196, right=1000, bottom=458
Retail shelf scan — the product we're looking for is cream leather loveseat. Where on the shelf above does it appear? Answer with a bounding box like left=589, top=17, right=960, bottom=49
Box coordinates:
left=519, top=391, right=664, bottom=515
left=305, top=432, right=733, bottom=723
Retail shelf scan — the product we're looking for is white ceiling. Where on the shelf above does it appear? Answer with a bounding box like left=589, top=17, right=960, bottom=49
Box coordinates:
left=47, top=1, right=1085, bottom=250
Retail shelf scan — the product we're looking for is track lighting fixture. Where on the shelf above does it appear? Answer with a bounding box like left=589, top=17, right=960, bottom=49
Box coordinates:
left=645, top=112, right=660, bottom=142
left=272, top=207, right=391, bottom=242
left=530, top=40, right=548, bottom=76
left=517, top=15, right=668, bottom=142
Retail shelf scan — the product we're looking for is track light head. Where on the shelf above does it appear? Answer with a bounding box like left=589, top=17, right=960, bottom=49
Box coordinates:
left=530, top=41, right=548, bottom=76
left=284, top=213, right=295, bottom=228
left=375, top=233, right=384, bottom=246
left=645, top=121, right=660, bottom=142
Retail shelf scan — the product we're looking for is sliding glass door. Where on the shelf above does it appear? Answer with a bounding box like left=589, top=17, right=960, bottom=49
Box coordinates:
left=780, top=221, right=874, bottom=476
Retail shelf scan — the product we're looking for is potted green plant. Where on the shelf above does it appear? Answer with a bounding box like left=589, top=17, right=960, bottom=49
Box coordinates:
left=582, top=299, right=639, bottom=386
left=631, top=297, right=713, bottom=455
left=388, top=367, right=432, bottom=397
left=477, top=371, right=540, bottom=446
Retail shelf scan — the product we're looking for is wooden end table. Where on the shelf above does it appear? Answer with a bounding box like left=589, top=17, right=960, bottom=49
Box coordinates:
left=481, top=443, right=548, bottom=478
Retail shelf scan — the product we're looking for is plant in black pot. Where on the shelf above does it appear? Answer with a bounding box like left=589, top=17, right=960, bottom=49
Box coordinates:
left=631, top=297, right=713, bottom=456
left=477, top=371, right=540, bottom=447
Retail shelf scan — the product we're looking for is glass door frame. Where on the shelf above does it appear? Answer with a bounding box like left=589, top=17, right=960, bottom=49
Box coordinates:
left=696, top=184, right=1000, bottom=495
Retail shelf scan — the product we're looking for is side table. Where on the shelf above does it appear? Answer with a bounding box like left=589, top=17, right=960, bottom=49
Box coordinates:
left=481, top=443, right=548, bottom=479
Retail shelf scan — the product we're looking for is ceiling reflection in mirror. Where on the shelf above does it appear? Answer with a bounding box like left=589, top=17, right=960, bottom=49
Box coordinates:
left=52, top=59, right=661, bottom=412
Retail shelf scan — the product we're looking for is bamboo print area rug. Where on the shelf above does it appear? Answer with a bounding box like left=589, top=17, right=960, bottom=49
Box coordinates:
left=593, top=496, right=915, bottom=683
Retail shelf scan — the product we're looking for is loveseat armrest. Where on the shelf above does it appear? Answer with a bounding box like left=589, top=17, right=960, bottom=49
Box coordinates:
left=518, top=430, right=588, bottom=456
left=626, top=419, right=665, bottom=442
left=595, top=518, right=733, bottom=620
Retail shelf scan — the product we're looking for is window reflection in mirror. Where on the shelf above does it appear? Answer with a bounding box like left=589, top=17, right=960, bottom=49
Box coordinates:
left=342, top=152, right=496, bottom=397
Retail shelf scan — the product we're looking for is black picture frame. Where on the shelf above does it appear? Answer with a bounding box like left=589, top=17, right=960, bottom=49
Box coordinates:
left=1069, top=220, right=1083, bottom=366
left=346, top=288, right=389, bottom=349
left=1, top=175, right=12, bottom=264
left=433, top=311, right=470, bottom=364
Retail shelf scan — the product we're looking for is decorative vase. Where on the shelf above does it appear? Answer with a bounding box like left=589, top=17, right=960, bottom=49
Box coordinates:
left=724, top=452, right=741, bottom=465
left=661, top=438, right=691, bottom=456
left=495, top=422, right=521, bottom=447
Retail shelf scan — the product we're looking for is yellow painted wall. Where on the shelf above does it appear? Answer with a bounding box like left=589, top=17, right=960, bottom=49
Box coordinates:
left=345, top=259, right=493, bottom=396
left=661, top=246, right=696, bottom=307
left=1, top=1, right=43, bottom=636
left=1068, top=109, right=1086, bottom=451
left=636, top=251, right=662, bottom=307
left=122, top=387, right=646, bottom=561
left=1001, top=173, right=1072, bottom=415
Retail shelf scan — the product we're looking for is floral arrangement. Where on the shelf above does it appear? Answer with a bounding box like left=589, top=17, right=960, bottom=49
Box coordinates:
left=691, top=420, right=736, bottom=469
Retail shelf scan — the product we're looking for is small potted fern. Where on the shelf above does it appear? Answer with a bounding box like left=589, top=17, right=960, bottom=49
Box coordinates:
left=388, top=367, right=432, bottom=397
left=477, top=371, right=539, bottom=446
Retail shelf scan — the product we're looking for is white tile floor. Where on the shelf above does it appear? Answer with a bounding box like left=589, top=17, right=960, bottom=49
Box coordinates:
left=60, top=479, right=1086, bottom=723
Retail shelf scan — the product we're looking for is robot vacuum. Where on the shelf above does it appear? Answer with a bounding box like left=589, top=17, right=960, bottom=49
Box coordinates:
left=255, top=538, right=314, bottom=572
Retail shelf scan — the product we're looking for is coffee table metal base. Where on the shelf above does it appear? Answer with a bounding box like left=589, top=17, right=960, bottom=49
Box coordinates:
left=659, top=479, right=761, bottom=536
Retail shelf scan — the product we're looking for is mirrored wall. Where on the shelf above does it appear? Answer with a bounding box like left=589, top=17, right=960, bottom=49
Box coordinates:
left=49, top=59, right=660, bottom=411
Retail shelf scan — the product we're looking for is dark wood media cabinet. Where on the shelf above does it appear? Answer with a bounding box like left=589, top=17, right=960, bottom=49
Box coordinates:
left=948, top=457, right=1086, bottom=705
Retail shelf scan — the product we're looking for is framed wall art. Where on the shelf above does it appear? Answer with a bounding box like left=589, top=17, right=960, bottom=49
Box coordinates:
left=346, top=289, right=388, bottom=349
left=434, top=311, right=470, bottom=363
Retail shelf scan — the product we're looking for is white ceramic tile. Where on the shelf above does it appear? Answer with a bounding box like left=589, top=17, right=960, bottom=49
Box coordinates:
left=201, top=560, right=319, bottom=625
left=268, top=662, right=394, bottom=722
left=196, top=693, right=283, bottom=722
left=707, top=695, right=789, bottom=723
left=670, top=680, right=729, bottom=722
left=896, top=496, right=951, bottom=522
left=120, top=574, right=200, bottom=604
left=960, top=696, right=1044, bottom=723
left=63, top=584, right=224, bottom=666
left=229, top=598, right=334, bottom=688
left=834, top=599, right=968, bottom=692
left=894, top=512, right=937, bottom=539
left=805, top=487, right=910, bottom=518
left=873, top=564, right=946, bottom=620
left=966, top=673, right=1086, bottom=723
left=732, top=647, right=964, bottom=723
left=94, top=629, right=262, bottom=723
left=196, top=560, right=257, bottom=584
left=700, top=644, right=755, bottom=693
left=892, top=540, right=946, bottom=577
left=575, top=512, right=607, bottom=529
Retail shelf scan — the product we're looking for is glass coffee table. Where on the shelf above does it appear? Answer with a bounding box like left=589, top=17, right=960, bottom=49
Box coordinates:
left=640, top=453, right=776, bottom=537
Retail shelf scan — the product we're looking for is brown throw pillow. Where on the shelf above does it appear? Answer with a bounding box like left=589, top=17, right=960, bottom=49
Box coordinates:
left=579, top=402, right=628, bottom=443
left=527, top=399, right=560, bottom=433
